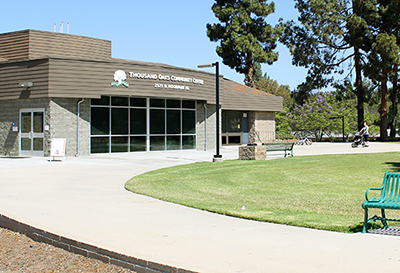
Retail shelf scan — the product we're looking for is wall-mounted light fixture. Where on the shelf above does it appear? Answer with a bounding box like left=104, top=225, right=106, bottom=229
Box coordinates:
left=19, top=82, right=34, bottom=87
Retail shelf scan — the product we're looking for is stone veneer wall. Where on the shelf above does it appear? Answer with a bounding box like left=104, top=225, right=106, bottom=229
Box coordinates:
left=49, top=98, right=90, bottom=157
left=196, top=102, right=220, bottom=151
left=0, top=98, right=90, bottom=157
left=0, top=98, right=50, bottom=156
left=248, top=111, right=276, bottom=143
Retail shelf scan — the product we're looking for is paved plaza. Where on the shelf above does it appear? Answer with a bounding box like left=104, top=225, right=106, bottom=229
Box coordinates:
left=1, top=143, right=400, bottom=272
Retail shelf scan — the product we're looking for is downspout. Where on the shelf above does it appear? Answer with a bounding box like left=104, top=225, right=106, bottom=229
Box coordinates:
left=204, top=104, right=207, bottom=151
left=75, top=99, right=85, bottom=157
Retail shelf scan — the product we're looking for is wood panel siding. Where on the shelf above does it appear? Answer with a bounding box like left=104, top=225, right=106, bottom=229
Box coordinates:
left=29, top=30, right=111, bottom=60
left=0, top=60, right=49, bottom=100
left=47, top=58, right=219, bottom=103
left=0, top=30, right=111, bottom=62
left=0, top=31, right=30, bottom=61
left=222, top=79, right=283, bottom=112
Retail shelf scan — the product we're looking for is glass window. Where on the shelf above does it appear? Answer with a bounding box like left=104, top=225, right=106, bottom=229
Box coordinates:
left=91, top=96, right=110, bottom=106
left=182, top=100, right=196, bottom=109
left=111, top=97, right=128, bottom=106
left=130, top=109, right=147, bottom=134
left=111, top=137, right=129, bottom=152
left=130, top=136, right=147, bottom=151
left=21, top=138, right=31, bottom=150
left=167, top=110, right=180, bottom=134
left=167, top=136, right=181, bottom=150
left=33, top=138, right=44, bottom=151
left=150, top=136, right=165, bottom=151
left=33, top=112, right=44, bottom=133
left=21, top=112, right=31, bottom=133
left=182, top=135, right=196, bottom=150
left=90, top=97, right=196, bottom=153
left=167, top=100, right=180, bottom=108
left=91, top=108, right=109, bottom=135
left=150, top=109, right=165, bottom=134
left=91, top=137, right=110, bottom=153
left=130, top=98, right=146, bottom=107
left=111, top=108, right=128, bottom=135
left=150, top=98, right=165, bottom=108
left=182, top=110, right=196, bottom=134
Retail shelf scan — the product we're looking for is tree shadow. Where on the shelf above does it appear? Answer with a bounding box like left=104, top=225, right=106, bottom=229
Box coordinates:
left=384, top=162, right=400, bottom=172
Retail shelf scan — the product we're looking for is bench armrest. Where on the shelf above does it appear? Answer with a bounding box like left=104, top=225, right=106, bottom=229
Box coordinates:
left=365, top=187, right=383, bottom=202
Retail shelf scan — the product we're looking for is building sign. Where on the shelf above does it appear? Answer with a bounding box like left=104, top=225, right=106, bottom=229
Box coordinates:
left=111, top=70, right=129, bottom=87
left=111, top=70, right=204, bottom=91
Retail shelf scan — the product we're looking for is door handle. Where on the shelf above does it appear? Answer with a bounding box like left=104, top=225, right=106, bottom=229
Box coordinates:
left=29, top=131, right=33, bottom=140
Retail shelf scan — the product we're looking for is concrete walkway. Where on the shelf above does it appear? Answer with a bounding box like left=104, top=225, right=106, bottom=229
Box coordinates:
left=1, top=143, right=400, bottom=272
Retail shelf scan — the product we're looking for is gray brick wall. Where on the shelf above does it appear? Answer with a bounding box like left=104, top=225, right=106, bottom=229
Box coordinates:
left=49, top=98, right=90, bottom=157
left=196, top=102, right=221, bottom=151
left=248, top=111, right=276, bottom=143
left=0, top=98, right=90, bottom=157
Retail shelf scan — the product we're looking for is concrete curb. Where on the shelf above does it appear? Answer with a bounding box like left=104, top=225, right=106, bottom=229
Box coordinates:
left=0, top=214, right=197, bottom=273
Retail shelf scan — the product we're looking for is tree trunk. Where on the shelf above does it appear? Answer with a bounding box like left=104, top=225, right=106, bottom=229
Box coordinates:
left=389, top=73, right=398, bottom=139
left=246, top=62, right=255, bottom=88
left=380, top=78, right=389, bottom=141
left=354, top=46, right=364, bottom=131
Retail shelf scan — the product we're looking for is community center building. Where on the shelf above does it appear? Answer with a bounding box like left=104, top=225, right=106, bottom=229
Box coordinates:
left=0, top=29, right=283, bottom=157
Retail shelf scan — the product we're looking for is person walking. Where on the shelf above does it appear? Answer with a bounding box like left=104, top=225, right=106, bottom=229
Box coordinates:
left=360, top=122, right=369, bottom=147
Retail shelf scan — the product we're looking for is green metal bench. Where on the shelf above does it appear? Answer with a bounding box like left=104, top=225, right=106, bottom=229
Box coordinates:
left=362, top=171, right=400, bottom=233
left=262, top=142, right=295, bottom=157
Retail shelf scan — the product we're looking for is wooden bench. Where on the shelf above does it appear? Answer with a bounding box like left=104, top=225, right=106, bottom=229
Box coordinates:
left=262, top=142, right=295, bottom=157
left=362, top=171, right=400, bottom=233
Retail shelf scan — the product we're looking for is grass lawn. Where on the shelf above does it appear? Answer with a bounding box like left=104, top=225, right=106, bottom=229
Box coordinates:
left=125, top=152, right=400, bottom=233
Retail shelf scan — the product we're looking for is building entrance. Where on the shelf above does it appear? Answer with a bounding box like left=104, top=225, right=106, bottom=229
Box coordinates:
left=20, top=109, right=45, bottom=156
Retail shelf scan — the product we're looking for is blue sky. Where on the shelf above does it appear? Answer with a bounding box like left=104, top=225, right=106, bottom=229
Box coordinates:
left=1, top=0, right=307, bottom=90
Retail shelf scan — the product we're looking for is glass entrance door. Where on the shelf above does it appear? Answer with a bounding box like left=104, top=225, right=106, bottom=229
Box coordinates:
left=20, top=110, right=45, bottom=156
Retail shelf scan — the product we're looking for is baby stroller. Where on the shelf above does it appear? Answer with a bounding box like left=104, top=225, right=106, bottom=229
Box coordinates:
left=351, top=131, right=365, bottom=148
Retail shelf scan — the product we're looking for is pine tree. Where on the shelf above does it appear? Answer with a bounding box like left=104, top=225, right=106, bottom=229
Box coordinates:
left=207, top=0, right=281, bottom=88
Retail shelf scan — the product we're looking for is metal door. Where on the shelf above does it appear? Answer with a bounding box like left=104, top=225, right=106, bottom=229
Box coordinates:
left=20, top=109, right=45, bottom=156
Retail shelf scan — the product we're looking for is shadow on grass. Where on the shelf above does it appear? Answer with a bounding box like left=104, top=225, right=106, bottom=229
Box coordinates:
left=349, top=222, right=383, bottom=233
left=385, top=162, right=400, bottom=172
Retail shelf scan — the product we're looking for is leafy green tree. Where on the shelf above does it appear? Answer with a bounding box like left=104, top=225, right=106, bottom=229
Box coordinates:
left=277, top=93, right=357, bottom=141
left=207, top=0, right=281, bottom=88
left=353, top=0, right=400, bottom=141
left=281, top=0, right=366, bottom=130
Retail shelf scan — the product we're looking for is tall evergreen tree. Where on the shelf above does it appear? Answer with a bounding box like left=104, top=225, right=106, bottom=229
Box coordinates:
left=353, top=0, right=400, bottom=141
left=281, top=0, right=366, bottom=130
left=207, top=0, right=281, bottom=88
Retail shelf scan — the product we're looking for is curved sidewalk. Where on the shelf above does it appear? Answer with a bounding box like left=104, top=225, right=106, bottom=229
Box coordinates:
left=1, top=143, right=400, bottom=272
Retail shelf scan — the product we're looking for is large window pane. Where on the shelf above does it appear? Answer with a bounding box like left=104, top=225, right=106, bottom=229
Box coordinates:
left=150, top=109, right=165, bottom=134
left=167, top=136, right=181, bottom=150
left=167, top=110, right=180, bottom=134
left=182, top=110, right=196, bottom=134
left=91, top=96, right=110, bottom=106
left=130, top=109, right=147, bottom=134
left=91, top=137, right=110, bottom=153
left=182, top=100, right=196, bottom=109
left=150, top=98, right=165, bottom=108
left=167, top=100, right=180, bottom=108
left=111, top=97, right=128, bottom=106
left=130, top=98, right=146, bottom=107
left=111, top=108, right=128, bottom=135
left=111, top=137, right=129, bottom=152
left=182, top=135, right=195, bottom=149
left=130, top=136, right=146, bottom=151
left=150, top=136, right=165, bottom=151
left=91, top=108, right=109, bottom=135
